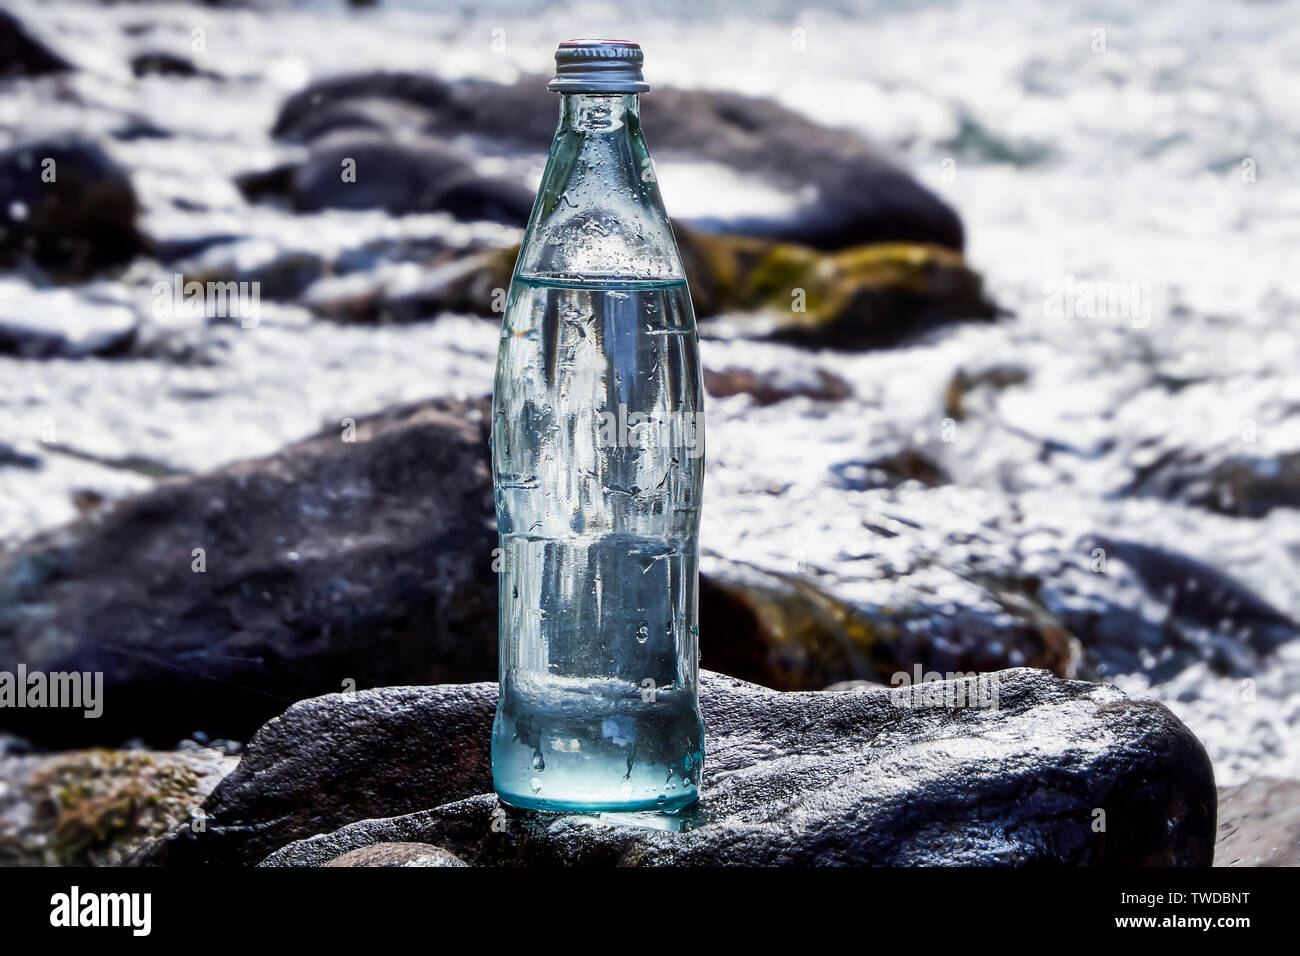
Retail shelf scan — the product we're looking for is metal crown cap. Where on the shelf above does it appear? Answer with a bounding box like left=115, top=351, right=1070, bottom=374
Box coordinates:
left=547, top=39, right=649, bottom=94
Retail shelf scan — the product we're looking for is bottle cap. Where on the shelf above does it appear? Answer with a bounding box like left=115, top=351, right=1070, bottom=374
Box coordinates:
left=548, top=39, right=650, bottom=94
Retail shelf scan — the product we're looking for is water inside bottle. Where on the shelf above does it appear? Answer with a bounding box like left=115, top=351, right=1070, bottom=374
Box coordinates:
left=491, top=276, right=704, bottom=812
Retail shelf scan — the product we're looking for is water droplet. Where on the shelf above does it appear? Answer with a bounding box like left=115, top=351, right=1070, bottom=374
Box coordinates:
left=530, top=777, right=543, bottom=794
left=532, top=751, right=545, bottom=771
left=635, top=621, right=649, bottom=643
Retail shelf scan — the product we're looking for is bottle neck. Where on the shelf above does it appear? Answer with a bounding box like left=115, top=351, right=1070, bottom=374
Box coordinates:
left=514, top=92, right=684, bottom=283
left=558, top=93, right=640, bottom=134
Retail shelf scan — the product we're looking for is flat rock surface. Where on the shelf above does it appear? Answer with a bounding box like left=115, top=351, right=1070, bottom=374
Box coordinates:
left=322, top=842, right=467, bottom=867
left=145, top=669, right=1215, bottom=867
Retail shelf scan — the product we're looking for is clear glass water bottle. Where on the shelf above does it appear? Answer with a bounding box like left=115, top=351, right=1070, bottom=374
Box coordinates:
left=491, top=40, right=705, bottom=813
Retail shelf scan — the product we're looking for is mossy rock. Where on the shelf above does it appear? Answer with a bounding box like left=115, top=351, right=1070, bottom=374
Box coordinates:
left=0, top=748, right=236, bottom=866
left=676, top=227, right=1001, bottom=349
left=367, top=227, right=998, bottom=348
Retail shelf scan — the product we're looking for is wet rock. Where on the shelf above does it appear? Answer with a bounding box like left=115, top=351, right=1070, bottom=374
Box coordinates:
left=1125, top=450, right=1300, bottom=519
left=0, top=138, right=142, bottom=279
left=430, top=173, right=535, bottom=227
left=145, top=669, right=1214, bottom=866
left=135, top=679, right=494, bottom=866
left=0, top=397, right=499, bottom=746
left=856, top=448, right=951, bottom=489
left=130, top=51, right=208, bottom=79
left=704, top=365, right=852, bottom=405
left=266, top=72, right=965, bottom=252
left=176, top=240, right=327, bottom=302
left=944, top=363, right=1031, bottom=420
left=1086, top=536, right=1297, bottom=657
left=683, top=233, right=999, bottom=349
left=0, top=748, right=236, bottom=866
left=323, top=842, right=467, bottom=867
left=1214, top=778, right=1300, bottom=867
left=270, top=72, right=462, bottom=143
left=300, top=248, right=513, bottom=322
left=0, top=280, right=138, bottom=358
left=0, top=443, right=42, bottom=470
left=0, top=9, right=73, bottom=78
left=259, top=134, right=533, bottom=226
left=1195, top=452, right=1300, bottom=518
left=699, top=556, right=1077, bottom=690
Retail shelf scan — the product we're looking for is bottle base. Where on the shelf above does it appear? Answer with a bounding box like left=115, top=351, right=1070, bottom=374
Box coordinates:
left=495, top=788, right=699, bottom=815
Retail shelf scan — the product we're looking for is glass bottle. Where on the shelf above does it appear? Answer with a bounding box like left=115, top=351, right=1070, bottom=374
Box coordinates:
left=490, top=40, right=705, bottom=813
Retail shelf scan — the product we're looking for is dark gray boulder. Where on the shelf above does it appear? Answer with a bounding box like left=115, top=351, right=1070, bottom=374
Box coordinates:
left=0, top=138, right=141, bottom=279
left=259, top=72, right=964, bottom=252
left=130, top=51, right=210, bottom=79
left=1123, top=449, right=1300, bottom=519
left=134, top=678, right=495, bottom=867
left=1086, top=536, right=1297, bottom=657
left=0, top=397, right=499, bottom=745
left=284, top=134, right=534, bottom=225
left=144, top=669, right=1215, bottom=867
left=0, top=9, right=73, bottom=78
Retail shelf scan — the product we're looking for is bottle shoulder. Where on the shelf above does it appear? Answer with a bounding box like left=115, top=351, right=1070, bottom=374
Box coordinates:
left=515, top=115, right=685, bottom=283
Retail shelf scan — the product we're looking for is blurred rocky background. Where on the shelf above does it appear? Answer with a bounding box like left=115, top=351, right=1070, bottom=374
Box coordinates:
left=0, top=0, right=1296, bottom=865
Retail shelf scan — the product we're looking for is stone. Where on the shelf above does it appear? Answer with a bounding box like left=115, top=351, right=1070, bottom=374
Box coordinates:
left=323, top=842, right=467, bottom=867
left=135, top=680, right=496, bottom=866
left=703, top=365, right=853, bottom=406
left=681, top=231, right=999, bottom=349
left=0, top=747, right=236, bottom=866
left=130, top=52, right=206, bottom=79
left=306, top=227, right=998, bottom=348
left=1125, top=450, right=1300, bottom=519
left=142, top=669, right=1214, bottom=866
left=264, top=72, right=966, bottom=252
left=0, top=8, right=73, bottom=78
left=259, top=134, right=534, bottom=226
left=699, top=555, right=1077, bottom=690
left=1087, top=536, right=1297, bottom=656
left=0, top=138, right=141, bottom=280
left=0, top=397, right=499, bottom=746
